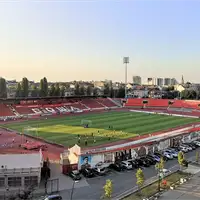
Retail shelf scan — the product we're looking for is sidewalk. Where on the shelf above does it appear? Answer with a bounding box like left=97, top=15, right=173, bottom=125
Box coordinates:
left=159, top=169, right=200, bottom=200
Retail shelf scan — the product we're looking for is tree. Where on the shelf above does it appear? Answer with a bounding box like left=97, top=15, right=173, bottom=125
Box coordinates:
left=16, top=82, right=22, bottom=97
left=40, top=77, right=48, bottom=97
left=79, top=86, right=85, bottom=95
left=60, top=86, right=65, bottom=96
left=86, top=86, right=92, bottom=96
left=21, top=77, right=29, bottom=97
left=103, top=179, right=113, bottom=199
left=178, top=151, right=185, bottom=170
left=54, top=83, right=61, bottom=96
left=104, top=83, right=110, bottom=96
left=93, top=87, right=98, bottom=96
left=155, top=157, right=164, bottom=191
left=136, top=168, right=145, bottom=194
left=117, top=86, right=125, bottom=98
left=43, top=77, right=48, bottom=96
left=0, top=77, right=7, bottom=98
left=49, top=84, right=56, bottom=96
left=181, top=90, right=196, bottom=99
left=74, top=83, right=80, bottom=95
left=168, top=86, right=174, bottom=91
left=31, top=85, right=39, bottom=97
left=8, top=185, right=35, bottom=199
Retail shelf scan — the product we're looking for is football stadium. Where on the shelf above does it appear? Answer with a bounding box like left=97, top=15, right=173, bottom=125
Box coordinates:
left=3, top=110, right=200, bottom=147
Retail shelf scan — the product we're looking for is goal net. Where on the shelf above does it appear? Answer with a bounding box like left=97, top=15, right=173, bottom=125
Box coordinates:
left=81, top=119, right=92, bottom=126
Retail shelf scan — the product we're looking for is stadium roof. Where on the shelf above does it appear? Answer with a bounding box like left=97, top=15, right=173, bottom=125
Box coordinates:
left=0, top=95, right=104, bottom=102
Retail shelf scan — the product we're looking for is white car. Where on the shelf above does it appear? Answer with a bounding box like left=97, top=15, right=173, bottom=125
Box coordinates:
left=163, top=152, right=173, bottom=159
left=165, top=150, right=178, bottom=158
left=193, top=141, right=200, bottom=147
left=121, top=161, right=133, bottom=170
left=179, top=146, right=188, bottom=153
left=181, top=144, right=192, bottom=151
left=180, top=145, right=192, bottom=151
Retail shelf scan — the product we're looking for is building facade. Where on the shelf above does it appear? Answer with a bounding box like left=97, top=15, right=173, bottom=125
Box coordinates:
left=164, top=78, right=171, bottom=86
left=0, top=152, right=43, bottom=192
left=147, top=78, right=156, bottom=85
left=157, top=78, right=164, bottom=86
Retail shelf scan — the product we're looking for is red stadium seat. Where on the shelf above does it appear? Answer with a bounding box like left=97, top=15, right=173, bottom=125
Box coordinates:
left=0, top=104, right=14, bottom=117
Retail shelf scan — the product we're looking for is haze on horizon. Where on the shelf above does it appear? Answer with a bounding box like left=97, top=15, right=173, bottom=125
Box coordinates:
left=0, top=0, right=200, bottom=83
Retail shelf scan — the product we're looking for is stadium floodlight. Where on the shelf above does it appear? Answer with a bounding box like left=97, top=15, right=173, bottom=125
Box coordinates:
left=123, top=57, right=129, bottom=98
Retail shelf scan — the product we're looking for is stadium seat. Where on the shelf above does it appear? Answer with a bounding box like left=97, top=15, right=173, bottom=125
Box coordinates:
left=125, top=99, right=143, bottom=107
left=81, top=99, right=104, bottom=109
left=0, top=104, right=14, bottom=117
left=96, top=98, right=117, bottom=107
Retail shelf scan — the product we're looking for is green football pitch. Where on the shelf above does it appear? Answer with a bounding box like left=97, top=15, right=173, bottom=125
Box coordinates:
left=2, top=111, right=200, bottom=147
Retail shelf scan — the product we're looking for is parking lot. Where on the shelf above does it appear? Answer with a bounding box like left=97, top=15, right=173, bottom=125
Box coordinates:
left=58, top=149, right=197, bottom=200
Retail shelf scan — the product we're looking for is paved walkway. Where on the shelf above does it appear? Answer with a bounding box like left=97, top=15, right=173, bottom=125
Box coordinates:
left=160, top=170, right=200, bottom=200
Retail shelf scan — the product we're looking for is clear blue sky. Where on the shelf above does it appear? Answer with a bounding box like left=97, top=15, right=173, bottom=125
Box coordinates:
left=0, top=0, right=200, bottom=83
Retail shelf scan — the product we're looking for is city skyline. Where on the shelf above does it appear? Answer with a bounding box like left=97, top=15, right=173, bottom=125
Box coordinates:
left=1, top=1, right=200, bottom=82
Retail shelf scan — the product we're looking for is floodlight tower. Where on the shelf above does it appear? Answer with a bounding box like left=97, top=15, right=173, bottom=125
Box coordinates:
left=123, top=57, right=129, bottom=98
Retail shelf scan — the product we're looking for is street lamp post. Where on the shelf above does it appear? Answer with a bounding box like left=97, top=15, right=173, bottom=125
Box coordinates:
left=123, top=57, right=129, bottom=98
left=70, top=180, right=78, bottom=200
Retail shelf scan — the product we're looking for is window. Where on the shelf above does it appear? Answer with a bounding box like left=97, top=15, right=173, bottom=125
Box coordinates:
left=24, top=176, right=38, bottom=187
left=0, top=178, right=5, bottom=187
left=8, top=177, right=21, bottom=187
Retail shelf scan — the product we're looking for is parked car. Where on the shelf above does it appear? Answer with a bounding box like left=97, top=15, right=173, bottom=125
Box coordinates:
left=93, top=167, right=108, bottom=176
left=135, top=158, right=150, bottom=167
left=171, top=146, right=182, bottom=151
left=43, top=194, right=62, bottom=200
left=193, top=140, right=200, bottom=147
left=153, top=152, right=168, bottom=161
left=146, top=156, right=157, bottom=165
left=141, top=156, right=156, bottom=165
left=180, top=144, right=192, bottom=151
left=179, top=146, right=188, bottom=153
left=164, top=150, right=178, bottom=158
left=183, top=143, right=196, bottom=150
left=69, top=170, right=81, bottom=181
left=121, top=161, right=133, bottom=170
left=147, top=154, right=160, bottom=162
left=109, top=163, right=125, bottom=172
left=129, top=159, right=140, bottom=168
left=81, top=168, right=94, bottom=178
left=163, top=151, right=173, bottom=160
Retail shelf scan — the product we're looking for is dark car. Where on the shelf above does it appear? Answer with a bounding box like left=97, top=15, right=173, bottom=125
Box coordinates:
left=109, top=163, right=124, bottom=172
left=69, top=170, right=81, bottom=181
left=129, top=160, right=140, bottom=169
left=136, top=158, right=150, bottom=167
left=154, top=152, right=168, bottom=161
left=142, top=156, right=156, bottom=165
left=81, top=168, right=94, bottom=178
left=184, top=143, right=196, bottom=150
left=172, top=146, right=182, bottom=151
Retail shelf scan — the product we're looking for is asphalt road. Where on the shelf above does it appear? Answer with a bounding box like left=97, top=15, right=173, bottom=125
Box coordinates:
left=59, top=150, right=197, bottom=200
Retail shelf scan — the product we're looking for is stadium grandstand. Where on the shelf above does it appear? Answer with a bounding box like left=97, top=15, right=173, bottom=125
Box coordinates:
left=124, top=98, right=200, bottom=116
left=0, top=96, right=121, bottom=120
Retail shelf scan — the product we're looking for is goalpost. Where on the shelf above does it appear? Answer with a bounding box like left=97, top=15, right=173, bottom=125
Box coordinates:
left=80, top=119, right=92, bottom=127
